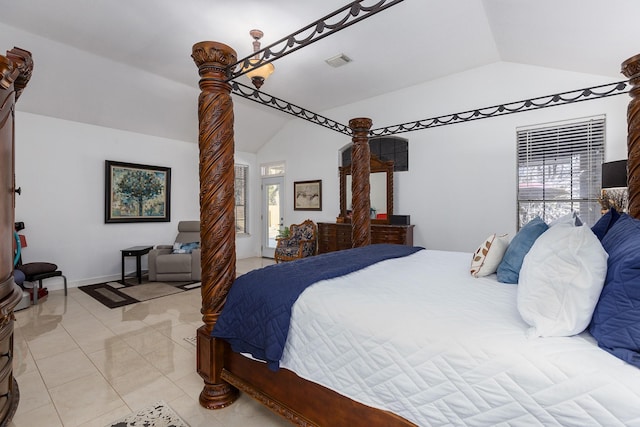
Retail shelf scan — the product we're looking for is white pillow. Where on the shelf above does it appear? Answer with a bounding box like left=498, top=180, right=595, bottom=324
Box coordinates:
left=517, top=222, right=608, bottom=337
left=470, top=234, right=509, bottom=277
left=548, top=211, right=583, bottom=227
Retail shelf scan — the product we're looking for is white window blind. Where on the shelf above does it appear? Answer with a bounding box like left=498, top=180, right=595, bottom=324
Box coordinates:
left=234, top=164, right=248, bottom=234
left=517, top=116, right=605, bottom=228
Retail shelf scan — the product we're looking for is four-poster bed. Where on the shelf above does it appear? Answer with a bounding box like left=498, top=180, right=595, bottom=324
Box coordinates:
left=0, top=47, right=33, bottom=426
left=192, top=2, right=640, bottom=425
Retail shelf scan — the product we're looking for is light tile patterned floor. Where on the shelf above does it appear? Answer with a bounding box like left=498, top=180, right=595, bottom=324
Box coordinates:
left=10, top=257, right=286, bottom=427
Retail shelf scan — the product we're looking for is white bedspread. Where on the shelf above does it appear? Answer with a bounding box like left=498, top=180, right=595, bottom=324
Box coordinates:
left=280, top=250, right=640, bottom=426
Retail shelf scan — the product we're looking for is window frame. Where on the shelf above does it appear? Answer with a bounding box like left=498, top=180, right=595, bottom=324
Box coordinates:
left=261, top=161, right=285, bottom=178
left=234, top=164, right=249, bottom=235
left=516, top=116, right=605, bottom=228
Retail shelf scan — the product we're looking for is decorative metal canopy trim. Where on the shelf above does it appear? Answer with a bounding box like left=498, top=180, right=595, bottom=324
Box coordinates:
left=233, top=80, right=629, bottom=138
left=231, top=81, right=351, bottom=135
left=224, top=2, right=630, bottom=138
left=369, top=80, right=629, bottom=137
left=229, top=0, right=405, bottom=81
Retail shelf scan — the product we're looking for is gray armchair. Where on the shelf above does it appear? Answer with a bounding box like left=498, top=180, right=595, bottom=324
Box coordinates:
left=148, top=221, right=201, bottom=281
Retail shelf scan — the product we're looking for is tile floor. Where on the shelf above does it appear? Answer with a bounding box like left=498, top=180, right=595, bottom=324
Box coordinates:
left=10, top=257, right=288, bottom=427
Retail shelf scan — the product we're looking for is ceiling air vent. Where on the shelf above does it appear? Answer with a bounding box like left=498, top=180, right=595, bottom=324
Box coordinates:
left=325, top=53, right=352, bottom=68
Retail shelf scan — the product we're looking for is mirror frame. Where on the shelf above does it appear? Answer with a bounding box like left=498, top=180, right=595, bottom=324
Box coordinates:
left=339, top=155, right=394, bottom=224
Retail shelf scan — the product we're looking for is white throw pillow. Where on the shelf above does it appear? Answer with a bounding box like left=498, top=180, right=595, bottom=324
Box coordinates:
left=548, top=211, right=583, bottom=227
left=517, top=222, right=608, bottom=337
left=470, top=234, right=509, bottom=277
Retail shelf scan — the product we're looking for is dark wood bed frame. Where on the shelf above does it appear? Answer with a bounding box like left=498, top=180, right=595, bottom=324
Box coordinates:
left=190, top=30, right=640, bottom=427
left=0, top=47, right=34, bottom=426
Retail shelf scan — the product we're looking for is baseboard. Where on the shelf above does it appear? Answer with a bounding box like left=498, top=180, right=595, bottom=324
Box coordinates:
left=22, top=274, right=121, bottom=292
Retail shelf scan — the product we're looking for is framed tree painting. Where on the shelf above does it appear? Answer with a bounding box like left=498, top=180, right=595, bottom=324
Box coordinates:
left=105, top=160, right=171, bottom=223
left=294, top=179, right=322, bottom=211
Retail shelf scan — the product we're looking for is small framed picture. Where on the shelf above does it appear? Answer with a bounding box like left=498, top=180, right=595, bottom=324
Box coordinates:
left=105, top=160, right=171, bottom=223
left=294, top=180, right=322, bottom=211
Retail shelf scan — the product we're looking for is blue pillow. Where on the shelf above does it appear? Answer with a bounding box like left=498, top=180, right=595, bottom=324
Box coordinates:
left=172, top=242, right=200, bottom=254
left=590, top=214, right=640, bottom=368
left=496, top=216, right=548, bottom=284
left=591, top=208, right=620, bottom=241
left=13, top=269, right=25, bottom=285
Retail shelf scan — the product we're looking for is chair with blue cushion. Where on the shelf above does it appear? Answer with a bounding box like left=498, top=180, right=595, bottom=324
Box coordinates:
left=148, top=221, right=201, bottom=282
left=274, top=219, right=317, bottom=263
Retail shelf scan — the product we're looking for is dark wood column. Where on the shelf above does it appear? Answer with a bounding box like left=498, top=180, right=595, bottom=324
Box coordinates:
left=0, top=47, right=33, bottom=426
left=622, top=53, right=640, bottom=220
left=349, top=118, right=373, bottom=247
left=191, top=41, right=239, bottom=409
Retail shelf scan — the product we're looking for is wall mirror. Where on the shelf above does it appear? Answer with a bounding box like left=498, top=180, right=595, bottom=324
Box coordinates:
left=339, top=155, right=394, bottom=224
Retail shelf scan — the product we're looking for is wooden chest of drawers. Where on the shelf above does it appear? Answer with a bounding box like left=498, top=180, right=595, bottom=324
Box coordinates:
left=317, top=222, right=414, bottom=254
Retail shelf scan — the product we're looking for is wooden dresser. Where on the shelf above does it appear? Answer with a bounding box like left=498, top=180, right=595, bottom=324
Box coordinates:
left=0, top=47, right=33, bottom=426
left=318, top=222, right=414, bottom=254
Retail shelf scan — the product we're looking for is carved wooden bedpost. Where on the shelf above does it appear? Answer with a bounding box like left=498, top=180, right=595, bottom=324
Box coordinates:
left=622, top=53, right=640, bottom=219
left=349, top=118, right=373, bottom=247
left=0, top=46, right=33, bottom=427
left=191, top=41, right=239, bottom=409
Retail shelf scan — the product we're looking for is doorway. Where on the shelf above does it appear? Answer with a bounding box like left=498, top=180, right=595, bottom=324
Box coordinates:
left=261, top=176, right=284, bottom=258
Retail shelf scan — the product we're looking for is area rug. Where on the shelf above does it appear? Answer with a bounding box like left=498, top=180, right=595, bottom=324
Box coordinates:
left=106, top=400, right=189, bottom=427
left=80, top=279, right=201, bottom=309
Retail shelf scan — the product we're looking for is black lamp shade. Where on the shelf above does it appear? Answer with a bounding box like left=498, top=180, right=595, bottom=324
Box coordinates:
left=602, top=160, right=627, bottom=188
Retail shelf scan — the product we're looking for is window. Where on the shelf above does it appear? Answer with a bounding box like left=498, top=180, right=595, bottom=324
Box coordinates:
left=261, top=162, right=285, bottom=177
left=517, top=116, right=604, bottom=228
left=234, top=164, right=248, bottom=234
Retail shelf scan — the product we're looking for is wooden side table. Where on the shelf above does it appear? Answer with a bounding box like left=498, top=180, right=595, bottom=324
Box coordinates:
left=121, top=246, right=153, bottom=285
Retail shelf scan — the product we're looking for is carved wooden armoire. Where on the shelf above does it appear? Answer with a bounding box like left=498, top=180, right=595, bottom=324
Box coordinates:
left=0, top=47, right=33, bottom=425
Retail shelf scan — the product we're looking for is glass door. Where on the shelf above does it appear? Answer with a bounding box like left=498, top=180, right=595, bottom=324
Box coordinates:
left=261, top=176, right=284, bottom=258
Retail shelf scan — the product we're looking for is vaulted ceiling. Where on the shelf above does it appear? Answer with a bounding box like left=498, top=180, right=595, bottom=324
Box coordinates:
left=1, top=0, right=638, bottom=152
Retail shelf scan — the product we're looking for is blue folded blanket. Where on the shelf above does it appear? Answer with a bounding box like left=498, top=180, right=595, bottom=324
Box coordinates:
left=213, top=243, right=424, bottom=370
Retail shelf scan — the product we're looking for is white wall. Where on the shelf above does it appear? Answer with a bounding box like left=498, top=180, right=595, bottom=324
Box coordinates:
left=12, top=61, right=631, bottom=290
left=0, top=22, right=200, bottom=144
left=14, top=113, right=260, bottom=289
left=257, top=119, right=347, bottom=227
left=257, top=62, right=630, bottom=252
